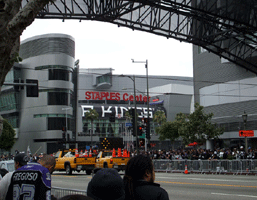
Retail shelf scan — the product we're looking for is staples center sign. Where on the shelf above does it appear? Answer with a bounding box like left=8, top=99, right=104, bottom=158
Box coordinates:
left=85, top=91, right=150, bottom=102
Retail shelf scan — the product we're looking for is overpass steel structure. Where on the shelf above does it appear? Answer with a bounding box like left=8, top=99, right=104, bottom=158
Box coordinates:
left=22, top=0, right=257, bottom=74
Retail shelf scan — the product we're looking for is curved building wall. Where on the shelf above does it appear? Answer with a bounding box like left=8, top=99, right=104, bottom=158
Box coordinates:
left=193, top=45, right=257, bottom=147
left=11, top=34, right=75, bottom=154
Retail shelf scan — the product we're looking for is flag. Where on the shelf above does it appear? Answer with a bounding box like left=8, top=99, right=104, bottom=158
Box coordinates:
left=27, top=145, right=31, bottom=156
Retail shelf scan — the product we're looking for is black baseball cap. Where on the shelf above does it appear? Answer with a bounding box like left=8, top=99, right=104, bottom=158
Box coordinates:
left=14, top=153, right=29, bottom=166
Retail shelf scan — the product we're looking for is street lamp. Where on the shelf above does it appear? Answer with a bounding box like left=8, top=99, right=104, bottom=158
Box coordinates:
left=119, top=74, right=138, bottom=153
left=132, top=59, right=150, bottom=151
left=62, top=107, right=72, bottom=148
left=242, top=111, right=248, bottom=153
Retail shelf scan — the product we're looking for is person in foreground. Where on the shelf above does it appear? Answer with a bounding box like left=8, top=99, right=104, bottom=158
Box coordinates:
left=0, top=153, right=29, bottom=200
left=123, top=154, right=169, bottom=200
left=87, top=168, right=125, bottom=200
left=5, top=154, right=56, bottom=200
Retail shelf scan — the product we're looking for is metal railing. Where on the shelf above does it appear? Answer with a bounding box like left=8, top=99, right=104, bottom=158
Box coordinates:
left=153, top=159, right=257, bottom=175
left=52, top=187, right=87, bottom=199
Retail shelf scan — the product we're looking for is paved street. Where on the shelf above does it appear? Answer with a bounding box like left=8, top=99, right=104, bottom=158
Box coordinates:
left=52, top=172, right=257, bottom=200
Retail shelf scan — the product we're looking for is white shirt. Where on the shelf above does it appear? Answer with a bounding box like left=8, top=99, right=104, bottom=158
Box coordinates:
left=0, top=172, right=14, bottom=200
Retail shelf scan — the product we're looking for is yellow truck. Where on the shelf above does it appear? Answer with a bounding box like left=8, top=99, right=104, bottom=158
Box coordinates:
left=54, top=149, right=96, bottom=175
left=95, top=150, right=130, bottom=171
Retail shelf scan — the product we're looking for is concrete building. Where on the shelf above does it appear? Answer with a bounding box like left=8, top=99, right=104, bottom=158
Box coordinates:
left=0, top=34, right=193, bottom=154
left=0, top=33, right=75, bottom=154
left=193, top=46, right=257, bottom=150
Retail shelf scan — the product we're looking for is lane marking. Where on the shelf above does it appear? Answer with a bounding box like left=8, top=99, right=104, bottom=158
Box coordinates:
left=156, top=181, right=257, bottom=188
left=212, top=193, right=257, bottom=198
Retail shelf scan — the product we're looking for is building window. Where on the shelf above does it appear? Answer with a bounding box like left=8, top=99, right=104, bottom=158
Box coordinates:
left=48, top=92, right=68, bottom=105
left=49, top=69, right=69, bottom=81
left=0, top=92, right=19, bottom=111
left=2, top=113, right=19, bottom=128
left=48, top=117, right=70, bottom=130
left=96, top=73, right=112, bottom=85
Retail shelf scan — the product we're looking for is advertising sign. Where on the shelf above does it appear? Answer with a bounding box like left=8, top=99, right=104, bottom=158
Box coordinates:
left=239, top=130, right=254, bottom=137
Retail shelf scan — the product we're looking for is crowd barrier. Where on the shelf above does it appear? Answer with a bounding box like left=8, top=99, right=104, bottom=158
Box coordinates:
left=51, top=160, right=257, bottom=198
left=153, top=159, right=257, bottom=175
left=52, top=187, right=87, bottom=198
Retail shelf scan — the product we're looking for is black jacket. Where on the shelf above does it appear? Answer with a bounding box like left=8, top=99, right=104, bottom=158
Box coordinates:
left=125, top=180, right=169, bottom=200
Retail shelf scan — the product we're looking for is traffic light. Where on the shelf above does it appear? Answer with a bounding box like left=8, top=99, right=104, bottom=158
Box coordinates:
left=139, top=139, right=145, bottom=147
left=143, top=118, right=148, bottom=124
left=62, top=132, right=66, bottom=141
left=138, top=126, right=143, bottom=136
left=26, top=79, right=38, bottom=97
left=109, top=113, right=115, bottom=122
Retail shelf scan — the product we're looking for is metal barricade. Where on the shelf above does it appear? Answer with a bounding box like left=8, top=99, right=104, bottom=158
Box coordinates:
left=51, top=187, right=87, bottom=199
left=153, top=159, right=257, bottom=175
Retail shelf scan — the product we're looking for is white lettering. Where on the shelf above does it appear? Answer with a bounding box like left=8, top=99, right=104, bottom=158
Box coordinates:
left=13, top=172, right=38, bottom=181
left=81, top=105, right=94, bottom=117
left=81, top=105, right=154, bottom=118
left=101, top=106, right=112, bottom=117
left=119, top=107, right=128, bottom=118
left=142, top=107, right=153, bottom=118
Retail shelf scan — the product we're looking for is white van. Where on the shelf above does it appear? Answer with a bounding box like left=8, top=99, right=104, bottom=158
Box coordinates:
left=0, top=160, right=15, bottom=172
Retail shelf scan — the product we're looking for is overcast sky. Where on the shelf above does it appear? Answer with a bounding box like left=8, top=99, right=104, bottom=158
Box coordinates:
left=20, top=19, right=193, bottom=77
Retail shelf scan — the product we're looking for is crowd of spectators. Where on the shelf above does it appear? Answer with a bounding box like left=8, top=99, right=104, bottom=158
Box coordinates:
left=0, top=150, right=43, bottom=162
left=133, top=146, right=257, bottom=160
left=1, top=146, right=257, bottom=162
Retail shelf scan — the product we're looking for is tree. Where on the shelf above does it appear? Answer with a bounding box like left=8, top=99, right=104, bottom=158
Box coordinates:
left=0, top=119, right=16, bottom=151
left=158, top=121, right=179, bottom=143
left=0, top=0, right=53, bottom=86
left=178, top=103, right=224, bottom=145
left=85, top=109, right=99, bottom=145
left=153, top=110, right=166, bottom=125
left=153, top=110, right=166, bottom=134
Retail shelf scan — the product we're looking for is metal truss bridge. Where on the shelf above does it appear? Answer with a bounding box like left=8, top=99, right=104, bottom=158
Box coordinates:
left=22, top=0, right=257, bottom=74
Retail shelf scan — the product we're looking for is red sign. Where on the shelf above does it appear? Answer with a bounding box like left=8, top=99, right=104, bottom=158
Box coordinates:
left=239, top=130, right=254, bottom=137
left=85, top=91, right=150, bottom=102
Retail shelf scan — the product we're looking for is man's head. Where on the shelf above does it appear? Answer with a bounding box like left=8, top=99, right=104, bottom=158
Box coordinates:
left=38, top=154, right=56, bottom=174
left=124, top=154, right=155, bottom=183
left=87, top=168, right=125, bottom=200
left=14, top=153, right=29, bottom=169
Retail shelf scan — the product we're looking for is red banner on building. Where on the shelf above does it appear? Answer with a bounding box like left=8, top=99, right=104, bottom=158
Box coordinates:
left=239, top=130, right=254, bottom=137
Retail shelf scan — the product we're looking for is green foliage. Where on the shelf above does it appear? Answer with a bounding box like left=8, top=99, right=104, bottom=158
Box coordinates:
left=125, top=111, right=131, bottom=119
left=9, top=52, right=22, bottom=64
left=178, top=103, right=224, bottom=145
left=125, top=109, right=139, bottom=120
left=0, top=119, right=16, bottom=151
left=85, top=109, right=99, bottom=121
left=153, top=110, right=166, bottom=125
left=155, top=103, right=224, bottom=146
left=158, top=121, right=179, bottom=142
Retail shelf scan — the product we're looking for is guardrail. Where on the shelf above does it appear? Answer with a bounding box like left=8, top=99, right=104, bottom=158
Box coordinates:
left=52, top=187, right=87, bottom=199
left=153, top=159, right=257, bottom=175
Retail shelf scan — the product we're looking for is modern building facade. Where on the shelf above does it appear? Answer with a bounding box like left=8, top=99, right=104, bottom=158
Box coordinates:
left=76, top=68, right=193, bottom=151
left=0, top=34, right=75, bottom=154
left=0, top=33, right=194, bottom=154
left=193, top=46, right=257, bottom=149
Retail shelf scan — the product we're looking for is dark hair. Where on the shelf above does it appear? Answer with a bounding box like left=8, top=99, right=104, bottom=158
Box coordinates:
left=123, top=155, right=154, bottom=200
left=58, top=194, right=94, bottom=200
